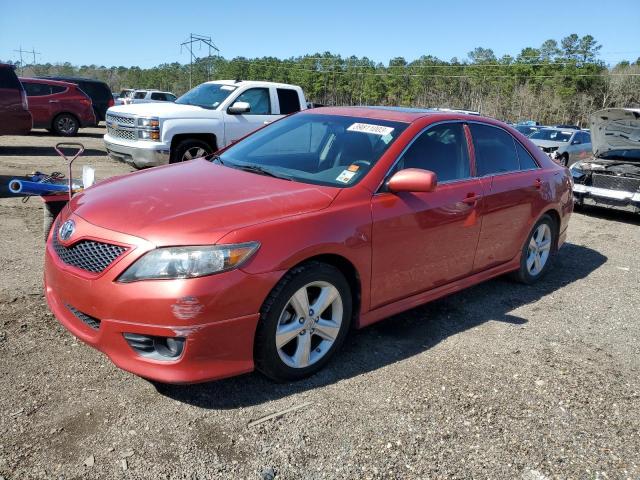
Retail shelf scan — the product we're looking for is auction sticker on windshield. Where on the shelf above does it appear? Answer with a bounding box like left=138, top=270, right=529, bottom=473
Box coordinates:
left=336, top=170, right=357, bottom=183
left=347, top=123, right=394, bottom=136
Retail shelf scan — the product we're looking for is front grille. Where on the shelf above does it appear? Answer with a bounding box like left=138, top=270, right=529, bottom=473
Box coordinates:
left=106, top=113, right=135, bottom=127
left=67, top=305, right=101, bottom=330
left=107, top=126, right=136, bottom=141
left=591, top=174, right=640, bottom=192
left=53, top=232, right=126, bottom=273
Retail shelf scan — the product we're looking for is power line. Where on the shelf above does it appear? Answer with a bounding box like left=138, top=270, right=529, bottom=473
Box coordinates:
left=180, top=34, right=219, bottom=88
left=13, top=46, right=41, bottom=74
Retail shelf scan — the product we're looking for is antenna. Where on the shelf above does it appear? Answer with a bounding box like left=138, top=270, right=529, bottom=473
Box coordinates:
left=180, top=34, right=220, bottom=89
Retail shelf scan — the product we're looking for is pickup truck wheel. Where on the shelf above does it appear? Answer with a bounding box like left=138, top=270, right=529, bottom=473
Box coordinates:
left=52, top=113, right=79, bottom=136
left=171, top=140, right=213, bottom=163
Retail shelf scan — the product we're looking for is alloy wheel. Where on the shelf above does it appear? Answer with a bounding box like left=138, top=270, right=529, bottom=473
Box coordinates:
left=181, top=147, right=208, bottom=161
left=275, top=281, right=343, bottom=369
left=526, top=223, right=552, bottom=276
left=57, top=116, right=77, bottom=135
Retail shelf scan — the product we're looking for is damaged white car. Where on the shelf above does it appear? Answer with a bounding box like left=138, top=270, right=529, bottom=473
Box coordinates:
left=571, top=108, right=640, bottom=213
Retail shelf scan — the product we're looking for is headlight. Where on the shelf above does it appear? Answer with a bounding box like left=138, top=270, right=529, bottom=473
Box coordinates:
left=118, top=242, right=260, bottom=282
left=138, top=130, right=160, bottom=140
left=137, top=117, right=159, bottom=128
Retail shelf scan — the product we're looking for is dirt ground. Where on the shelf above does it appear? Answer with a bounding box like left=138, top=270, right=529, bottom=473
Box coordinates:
left=0, top=128, right=639, bottom=480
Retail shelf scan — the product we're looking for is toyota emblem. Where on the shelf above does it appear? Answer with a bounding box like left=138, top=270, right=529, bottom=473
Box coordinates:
left=58, top=220, right=75, bottom=241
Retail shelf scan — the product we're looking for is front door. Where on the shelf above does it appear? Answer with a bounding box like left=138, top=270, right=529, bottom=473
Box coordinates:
left=223, top=87, right=280, bottom=146
left=370, top=122, right=483, bottom=308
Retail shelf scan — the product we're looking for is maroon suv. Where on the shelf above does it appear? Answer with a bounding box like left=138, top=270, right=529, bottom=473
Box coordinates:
left=20, top=78, right=96, bottom=136
left=0, top=64, right=32, bottom=135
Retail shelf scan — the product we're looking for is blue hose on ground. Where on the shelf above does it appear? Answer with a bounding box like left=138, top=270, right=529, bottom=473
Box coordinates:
left=8, top=179, right=69, bottom=196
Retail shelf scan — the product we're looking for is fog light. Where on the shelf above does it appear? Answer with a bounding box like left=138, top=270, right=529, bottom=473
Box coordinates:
left=123, top=333, right=185, bottom=360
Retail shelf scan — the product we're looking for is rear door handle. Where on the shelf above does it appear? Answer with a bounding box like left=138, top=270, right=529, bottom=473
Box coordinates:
left=462, top=193, right=483, bottom=205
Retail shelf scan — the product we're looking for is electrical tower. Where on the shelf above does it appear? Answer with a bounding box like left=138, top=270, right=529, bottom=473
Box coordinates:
left=180, top=34, right=220, bottom=89
left=13, top=46, right=41, bottom=74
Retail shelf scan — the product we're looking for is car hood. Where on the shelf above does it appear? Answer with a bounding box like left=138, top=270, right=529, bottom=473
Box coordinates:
left=589, top=108, right=640, bottom=157
left=530, top=139, right=566, bottom=149
left=70, top=160, right=339, bottom=246
left=107, top=102, right=221, bottom=120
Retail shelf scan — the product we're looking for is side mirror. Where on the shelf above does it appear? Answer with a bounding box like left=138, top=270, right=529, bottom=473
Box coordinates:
left=387, top=168, right=437, bottom=193
left=228, top=101, right=251, bottom=114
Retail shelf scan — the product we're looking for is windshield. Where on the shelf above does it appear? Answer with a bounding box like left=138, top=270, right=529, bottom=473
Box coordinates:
left=515, top=125, right=538, bottom=136
left=530, top=129, right=572, bottom=142
left=176, top=83, right=237, bottom=109
left=216, top=114, right=409, bottom=187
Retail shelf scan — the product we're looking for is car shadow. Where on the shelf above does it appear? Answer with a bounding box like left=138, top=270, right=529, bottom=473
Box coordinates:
left=155, top=242, right=606, bottom=409
left=0, top=145, right=106, bottom=157
left=574, top=204, right=640, bottom=226
left=28, top=129, right=105, bottom=139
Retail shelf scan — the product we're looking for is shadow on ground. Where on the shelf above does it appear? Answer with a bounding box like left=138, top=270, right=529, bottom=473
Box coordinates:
left=0, top=145, right=105, bottom=157
left=156, top=242, right=606, bottom=408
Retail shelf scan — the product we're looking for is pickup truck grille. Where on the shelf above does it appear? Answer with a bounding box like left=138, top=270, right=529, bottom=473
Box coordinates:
left=107, top=126, right=136, bottom=141
left=591, top=174, right=640, bottom=192
left=106, top=113, right=135, bottom=127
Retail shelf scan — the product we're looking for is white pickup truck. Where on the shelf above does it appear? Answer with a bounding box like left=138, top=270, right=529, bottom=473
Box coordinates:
left=104, top=80, right=307, bottom=168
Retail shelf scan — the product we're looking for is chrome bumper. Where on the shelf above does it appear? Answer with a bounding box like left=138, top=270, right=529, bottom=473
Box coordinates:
left=104, top=140, right=170, bottom=168
left=573, top=183, right=640, bottom=210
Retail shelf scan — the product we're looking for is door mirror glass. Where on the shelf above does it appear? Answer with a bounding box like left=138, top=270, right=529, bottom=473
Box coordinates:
left=387, top=168, right=437, bottom=193
left=228, top=101, right=251, bottom=114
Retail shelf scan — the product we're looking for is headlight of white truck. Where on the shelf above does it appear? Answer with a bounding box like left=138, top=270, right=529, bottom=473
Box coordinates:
left=137, top=117, right=160, bottom=141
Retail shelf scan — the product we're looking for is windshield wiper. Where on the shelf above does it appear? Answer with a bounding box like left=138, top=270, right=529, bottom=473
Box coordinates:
left=233, top=164, right=292, bottom=181
left=210, top=154, right=224, bottom=165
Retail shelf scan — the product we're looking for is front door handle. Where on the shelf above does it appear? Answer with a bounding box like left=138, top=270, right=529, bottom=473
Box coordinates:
left=462, top=193, right=482, bottom=205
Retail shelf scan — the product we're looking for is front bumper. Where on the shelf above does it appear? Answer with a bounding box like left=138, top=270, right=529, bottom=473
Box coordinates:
left=104, top=137, right=170, bottom=168
left=44, top=215, right=284, bottom=383
left=573, top=183, right=640, bottom=212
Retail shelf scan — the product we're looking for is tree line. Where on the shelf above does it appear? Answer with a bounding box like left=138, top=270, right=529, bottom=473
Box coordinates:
left=7, top=34, right=640, bottom=126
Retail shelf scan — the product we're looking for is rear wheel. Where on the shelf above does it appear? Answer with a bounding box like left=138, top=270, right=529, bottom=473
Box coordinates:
left=254, top=262, right=352, bottom=382
left=512, top=214, right=557, bottom=284
left=171, top=139, right=213, bottom=163
left=52, top=113, right=79, bottom=136
left=560, top=153, right=569, bottom=167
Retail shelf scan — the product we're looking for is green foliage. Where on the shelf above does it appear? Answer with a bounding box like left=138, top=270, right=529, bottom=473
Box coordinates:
left=6, top=35, right=638, bottom=125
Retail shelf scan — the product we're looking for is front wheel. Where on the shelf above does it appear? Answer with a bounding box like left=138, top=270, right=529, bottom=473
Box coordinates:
left=254, top=262, right=352, bottom=382
left=512, top=214, right=557, bottom=284
left=171, top=139, right=213, bottom=163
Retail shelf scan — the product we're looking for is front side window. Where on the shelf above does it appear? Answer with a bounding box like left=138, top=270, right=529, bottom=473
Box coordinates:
left=391, top=123, right=470, bottom=182
left=176, top=83, right=237, bottom=109
left=470, top=124, right=520, bottom=176
left=217, top=114, right=408, bottom=187
left=233, top=88, right=271, bottom=115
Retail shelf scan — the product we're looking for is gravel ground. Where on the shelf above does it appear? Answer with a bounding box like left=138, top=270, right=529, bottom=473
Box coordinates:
left=0, top=129, right=639, bottom=479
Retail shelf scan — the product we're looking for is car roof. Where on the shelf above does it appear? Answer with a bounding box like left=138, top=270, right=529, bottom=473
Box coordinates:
left=206, top=80, right=302, bottom=89
left=303, top=106, right=492, bottom=123
left=19, top=77, right=77, bottom=87
left=40, top=75, right=109, bottom=85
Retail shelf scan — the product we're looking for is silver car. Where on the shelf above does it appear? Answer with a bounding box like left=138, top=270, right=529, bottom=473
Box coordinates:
left=529, top=128, right=592, bottom=166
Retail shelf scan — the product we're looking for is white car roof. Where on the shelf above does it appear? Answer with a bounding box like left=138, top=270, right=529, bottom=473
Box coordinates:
left=204, top=80, right=300, bottom=89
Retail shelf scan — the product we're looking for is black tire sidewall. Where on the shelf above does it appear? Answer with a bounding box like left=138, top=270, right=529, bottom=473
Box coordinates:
left=53, top=114, right=79, bottom=136
left=517, top=214, right=556, bottom=284
left=255, top=263, right=352, bottom=382
left=171, top=140, right=212, bottom=163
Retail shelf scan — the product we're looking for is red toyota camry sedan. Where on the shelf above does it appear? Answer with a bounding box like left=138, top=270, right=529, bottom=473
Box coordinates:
left=44, top=107, right=573, bottom=383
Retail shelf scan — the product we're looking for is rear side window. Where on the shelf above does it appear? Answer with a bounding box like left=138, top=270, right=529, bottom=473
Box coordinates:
left=23, top=82, right=52, bottom=96
left=470, top=124, right=520, bottom=176
left=277, top=88, right=301, bottom=115
left=134, top=91, right=147, bottom=99
left=79, top=81, right=110, bottom=101
left=0, top=67, right=21, bottom=89
left=50, top=85, right=66, bottom=94
left=514, top=141, right=539, bottom=170
left=150, top=92, right=164, bottom=100
left=393, top=123, right=470, bottom=182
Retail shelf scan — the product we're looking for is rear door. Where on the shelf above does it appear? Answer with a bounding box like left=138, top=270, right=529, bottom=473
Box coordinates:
left=0, top=67, right=31, bottom=134
left=469, top=123, right=545, bottom=272
left=222, top=87, right=279, bottom=145
left=22, top=81, right=52, bottom=128
left=370, top=122, right=483, bottom=307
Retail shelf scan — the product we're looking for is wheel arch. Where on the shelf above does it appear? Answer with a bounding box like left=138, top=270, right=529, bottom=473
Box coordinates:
left=170, top=133, right=218, bottom=153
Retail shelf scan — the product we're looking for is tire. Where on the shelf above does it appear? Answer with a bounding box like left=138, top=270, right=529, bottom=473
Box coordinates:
left=512, top=214, right=557, bottom=284
left=52, top=113, right=79, bottom=136
left=171, top=139, right=213, bottom=164
left=43, top=201, right=67, bottom=241
left=254, top=261, right=352, bottom=382
left=560, top=154, right=569, bottom=167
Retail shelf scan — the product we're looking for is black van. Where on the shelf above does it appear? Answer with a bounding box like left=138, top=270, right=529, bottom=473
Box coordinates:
left=38, top=76, right=113, bottom=122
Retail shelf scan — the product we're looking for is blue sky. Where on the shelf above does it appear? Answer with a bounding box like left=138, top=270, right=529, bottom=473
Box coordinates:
left=1, top=0, right=638, bottom=67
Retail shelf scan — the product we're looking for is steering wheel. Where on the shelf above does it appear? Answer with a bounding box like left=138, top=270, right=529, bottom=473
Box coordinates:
left=350, top=160, right=371, bottom=168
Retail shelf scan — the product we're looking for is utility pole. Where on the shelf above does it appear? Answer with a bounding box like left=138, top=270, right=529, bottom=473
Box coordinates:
left=180, top=34, right=219, bottom=89
left=13, top=46, right=41, bottom=74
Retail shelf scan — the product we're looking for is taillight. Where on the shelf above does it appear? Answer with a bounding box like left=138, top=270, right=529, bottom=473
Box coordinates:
left=21, top=90, right=28, bottom=110
left=108, top=97, right=115, bottom=107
